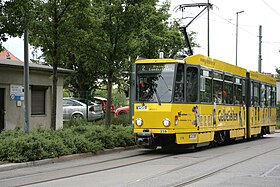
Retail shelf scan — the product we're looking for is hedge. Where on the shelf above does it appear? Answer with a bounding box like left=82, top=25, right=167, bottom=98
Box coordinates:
left=0, top=121, right=134, bottom=163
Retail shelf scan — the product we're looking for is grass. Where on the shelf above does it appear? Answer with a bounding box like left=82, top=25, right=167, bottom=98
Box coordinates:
left=277, top=121, right=280, bottom=129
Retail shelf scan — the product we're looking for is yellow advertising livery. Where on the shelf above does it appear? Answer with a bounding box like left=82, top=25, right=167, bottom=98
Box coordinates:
left=133, top=54, right=277, bottom=148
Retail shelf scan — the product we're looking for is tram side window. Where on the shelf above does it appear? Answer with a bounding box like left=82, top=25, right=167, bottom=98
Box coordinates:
left=266, top=85, right=271, bottom=107
left=253, top=82, right=260, bottom=107
left=200, top=70, right=212, bottom=103
left=250, top=81, right=254, bottom=106
left=224, top=75, right=233, bottom=104
left=186, top=67, right=198, bottom=102
left=261, top=84, right=266, bottom=107
left=234, top=77, right=242, bottom=105
left=272, top=86, right=276, bottom=107
left=174, top=64, right=184, bottom=102
left=213, top=72, right=223, bottom=104
left=242, top=79, right=246, bottom=105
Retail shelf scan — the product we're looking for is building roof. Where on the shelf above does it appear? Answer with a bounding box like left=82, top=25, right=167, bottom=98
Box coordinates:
left=0, top=48, right=21, bottom=61
left=0, top=57, right=74, bottom=74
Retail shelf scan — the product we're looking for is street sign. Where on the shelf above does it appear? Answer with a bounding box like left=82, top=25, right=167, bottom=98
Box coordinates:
left=10, top=85, right=24, bottom=101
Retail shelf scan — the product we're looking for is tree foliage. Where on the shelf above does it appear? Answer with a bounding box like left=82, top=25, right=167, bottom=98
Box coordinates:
left=1, top=0, right=199, bottom=129
left=78, top=0, right=189, bottom=127
left=1, top=0, right=92, bottom=129
left=276, top=67, right=280, bottom=78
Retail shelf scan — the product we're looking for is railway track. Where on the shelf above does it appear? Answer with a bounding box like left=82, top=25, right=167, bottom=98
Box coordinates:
left=1, top=136, right=279, bottom=187
left=123, top=136, right=280, bottom=187
left=0, top=149, right=176, bottom=187
left=173, top=146, right=280, bottom=187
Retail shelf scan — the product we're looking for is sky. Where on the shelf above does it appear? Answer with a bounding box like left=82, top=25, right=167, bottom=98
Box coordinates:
left=3, top=0, right=280, bottom=74
left=169, top=0, right=280, bottom=74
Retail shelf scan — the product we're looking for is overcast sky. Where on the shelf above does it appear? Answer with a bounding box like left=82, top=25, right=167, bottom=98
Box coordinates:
left=170, top=0, right=280, bottom=74
left=3, top=0, right=280, bottom=74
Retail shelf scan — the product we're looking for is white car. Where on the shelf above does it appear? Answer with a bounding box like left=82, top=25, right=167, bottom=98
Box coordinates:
left=63, top=98, right=104, bottom=121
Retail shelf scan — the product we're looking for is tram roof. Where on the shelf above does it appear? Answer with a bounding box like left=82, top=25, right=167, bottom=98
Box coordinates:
left=249, top=71, right=276, bottom=85
left=186, top=54, right=247, bottom=77
left=135, top=54, right=276, bottom=84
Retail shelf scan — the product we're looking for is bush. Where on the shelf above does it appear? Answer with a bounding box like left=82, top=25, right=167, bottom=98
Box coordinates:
left=0, top=123, right=135, bottom=163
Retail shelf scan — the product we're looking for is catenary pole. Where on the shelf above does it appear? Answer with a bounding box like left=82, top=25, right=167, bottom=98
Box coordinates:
left=24, top=30, right=30, bottom=134
left=129, top=58, right=135, bottom=126
left=235, top=11, right=244, bottom=66
left=258, top=25, right=262, bottom=73
left=207, top=0, right=210, bottom=56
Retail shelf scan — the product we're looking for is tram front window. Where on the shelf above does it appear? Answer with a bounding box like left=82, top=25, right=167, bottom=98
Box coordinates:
left=136, top=64, right=175, bottom=103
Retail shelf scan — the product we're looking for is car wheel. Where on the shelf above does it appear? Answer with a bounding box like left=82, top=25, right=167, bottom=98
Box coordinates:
left=72, top=113, right=83, bottom=120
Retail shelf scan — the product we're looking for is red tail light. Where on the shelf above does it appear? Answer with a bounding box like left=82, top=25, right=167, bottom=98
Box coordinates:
left=89, top=106, right=94, bottom=112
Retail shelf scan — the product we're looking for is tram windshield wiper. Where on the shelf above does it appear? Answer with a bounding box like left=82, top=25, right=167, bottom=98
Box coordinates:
left=153, top=87, right=161, bottom=105
left=158, top=74, right=171, bottom=91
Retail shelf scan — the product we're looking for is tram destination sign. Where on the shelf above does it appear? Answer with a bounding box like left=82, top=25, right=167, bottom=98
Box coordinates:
left=138, top=64, right=175, bottom=73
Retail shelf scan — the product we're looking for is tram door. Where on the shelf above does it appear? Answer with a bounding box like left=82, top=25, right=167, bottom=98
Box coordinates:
left=0, top=88, right=4, bottom=131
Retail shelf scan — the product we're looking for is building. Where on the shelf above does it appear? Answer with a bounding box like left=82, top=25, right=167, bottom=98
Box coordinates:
left=0, top=47, right=21, bottom=61
left=0, top=57, right=73, bottom=131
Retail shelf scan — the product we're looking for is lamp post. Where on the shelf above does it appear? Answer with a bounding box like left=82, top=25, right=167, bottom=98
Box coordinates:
left=235, top=10, right=244, bottom=66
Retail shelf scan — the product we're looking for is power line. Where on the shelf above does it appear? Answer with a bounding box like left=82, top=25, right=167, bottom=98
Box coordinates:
left=261, top=0, right=280, bottom=17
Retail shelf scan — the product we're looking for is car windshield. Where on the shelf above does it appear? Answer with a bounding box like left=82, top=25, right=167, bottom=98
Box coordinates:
left=136, top=63, right=175, bottom=103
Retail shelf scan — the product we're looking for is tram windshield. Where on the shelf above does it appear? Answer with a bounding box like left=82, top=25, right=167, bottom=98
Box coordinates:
left=136, top=63, right=175, bottom=103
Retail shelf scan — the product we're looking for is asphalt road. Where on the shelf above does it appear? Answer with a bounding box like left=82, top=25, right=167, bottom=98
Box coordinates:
left=1, top=133, right=280, bottom=187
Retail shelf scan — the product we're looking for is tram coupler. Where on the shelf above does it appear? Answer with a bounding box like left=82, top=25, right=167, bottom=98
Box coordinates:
left=136, top=132, right=153, bottom=146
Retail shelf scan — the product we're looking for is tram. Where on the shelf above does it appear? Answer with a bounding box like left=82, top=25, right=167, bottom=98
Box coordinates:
left=133, top=54, right=277, bottom=148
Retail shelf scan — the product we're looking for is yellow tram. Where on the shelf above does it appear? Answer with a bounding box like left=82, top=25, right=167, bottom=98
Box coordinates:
left=133, top=54, right=277, bottom=148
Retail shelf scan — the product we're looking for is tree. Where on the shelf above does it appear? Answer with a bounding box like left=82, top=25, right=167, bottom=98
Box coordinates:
left=0, top=0, right=34, bottom=49
left=83, top=0, right=186, bottom=128
left=29, top=0, right=92, bottom=129
left=276, top=67, right=280, bottom=79
left=62, top=0, right=199, bottom=128
left=2, top=0, right=92, bottom=129
left=1, top=0, right=199, bottom=129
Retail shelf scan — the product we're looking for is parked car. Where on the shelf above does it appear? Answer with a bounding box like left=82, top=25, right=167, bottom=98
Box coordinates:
left=63, top=98, right=103, bottom=121
left=93, top=96, right=115, bottom=113
left=115, top=106, right=129, bottom=116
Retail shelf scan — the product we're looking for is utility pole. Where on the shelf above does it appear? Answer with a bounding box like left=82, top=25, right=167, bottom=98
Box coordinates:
left=235, top=10, right=244, bottom=66
left=24, top=30, right=30, bottom=134
left=129, top=60, right=135, bottom=126
left=258, top=25, right=262, bottom=73
left=207, top=0, right=210, bottom=56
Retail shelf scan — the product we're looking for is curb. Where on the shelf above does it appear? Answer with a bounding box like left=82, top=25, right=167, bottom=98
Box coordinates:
left=0, top=145, right=139, bottom=172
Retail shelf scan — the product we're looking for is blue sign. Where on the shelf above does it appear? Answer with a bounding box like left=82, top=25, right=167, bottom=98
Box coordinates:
left=136, top=106, right=148, bottom=110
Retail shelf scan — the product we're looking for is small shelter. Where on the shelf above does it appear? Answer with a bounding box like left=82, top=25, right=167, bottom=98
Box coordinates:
left=0, top=57, right=72, bottom=131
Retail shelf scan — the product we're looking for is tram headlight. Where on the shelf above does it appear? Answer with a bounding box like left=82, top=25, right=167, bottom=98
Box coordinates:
left=163, top=118, right=171, bottom=127
left=135, top=118, right=143, bottom=126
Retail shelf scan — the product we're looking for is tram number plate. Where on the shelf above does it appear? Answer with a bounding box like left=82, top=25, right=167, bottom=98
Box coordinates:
left=160, top=130, right=167, bottom=133
left=136, top=106, right=148, bottom=110
left=189, top=134, right=196, bottom=138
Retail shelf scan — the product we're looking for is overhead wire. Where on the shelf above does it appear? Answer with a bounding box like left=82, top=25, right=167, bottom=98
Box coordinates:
left=261, top=0, right=280, bottom=17
left=173, top=0, right=280, bottom=49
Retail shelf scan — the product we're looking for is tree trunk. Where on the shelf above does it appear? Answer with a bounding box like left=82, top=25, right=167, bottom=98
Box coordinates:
left=105, top=74, right=113, bottom=128
left=51, top=64, right=58, bottom=130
